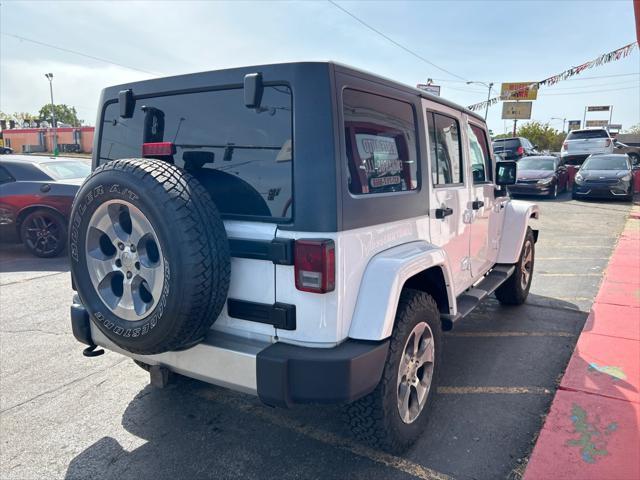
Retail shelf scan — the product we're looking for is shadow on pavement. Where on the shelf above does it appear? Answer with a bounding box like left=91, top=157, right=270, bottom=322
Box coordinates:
left=0, top=242, right=70, bottom=274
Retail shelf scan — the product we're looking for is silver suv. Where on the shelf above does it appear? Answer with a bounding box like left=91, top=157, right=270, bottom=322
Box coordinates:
left=69, top=62, right=539, bottom=452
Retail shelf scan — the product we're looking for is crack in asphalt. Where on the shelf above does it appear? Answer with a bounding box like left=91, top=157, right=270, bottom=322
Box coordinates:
left=0, top=358, right=127, bottom=415
left=1, top=328, right=65, bottom=336
left=0, top=271, right=67, bottom=287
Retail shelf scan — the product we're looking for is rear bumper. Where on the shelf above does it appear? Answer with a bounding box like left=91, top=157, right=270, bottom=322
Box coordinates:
left=71, top=302, right=388, bottom=407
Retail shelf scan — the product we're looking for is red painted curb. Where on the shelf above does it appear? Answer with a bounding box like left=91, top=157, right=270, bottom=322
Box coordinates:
left=525, top=212, right=640, bottom=479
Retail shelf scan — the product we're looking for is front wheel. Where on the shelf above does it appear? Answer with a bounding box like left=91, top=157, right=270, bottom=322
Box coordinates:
left=20, top=209, right=66, bottom=257
left=495, top=227, right=535, bottom=305
left=549, top=183, right=558, bottom=199
left=345, top=289, right=442, bottom=453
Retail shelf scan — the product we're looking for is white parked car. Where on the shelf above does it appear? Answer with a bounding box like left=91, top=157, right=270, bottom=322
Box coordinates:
left=561, top=128, right=614, bottom=165
left=69, top=62, right=539, bottom=452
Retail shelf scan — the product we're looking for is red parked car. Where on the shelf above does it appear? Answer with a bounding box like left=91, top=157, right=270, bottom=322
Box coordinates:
left=0, top=155, right=89, bottom=257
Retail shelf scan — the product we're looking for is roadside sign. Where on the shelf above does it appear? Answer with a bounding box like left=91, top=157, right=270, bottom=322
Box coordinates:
left=501, top=101, right=532, bottom=120
left=500, top=82, right=538, bottom=100
left=585, top=120, right=609, bottom=127
left=587, top=105, right=610, bottom=112
left=417, top=84, right=441, bottom=96
left=607, top=124, right=623, bottom=130
left=567, top=120, right=581, bottom=131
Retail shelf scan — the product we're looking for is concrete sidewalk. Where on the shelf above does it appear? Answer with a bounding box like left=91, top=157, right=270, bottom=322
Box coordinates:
left=525, top=206, right=640, bottom=480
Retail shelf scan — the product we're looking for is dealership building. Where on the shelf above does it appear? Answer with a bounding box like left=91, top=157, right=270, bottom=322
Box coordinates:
left=1, top=126, right=95, bottom=154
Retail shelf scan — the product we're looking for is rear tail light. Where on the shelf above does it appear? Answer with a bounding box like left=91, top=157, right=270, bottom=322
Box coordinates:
left=294, top=239, right=335, bottom=293
left=562, top=142, right=568, bottom=151
left=605, top=139, right=611, bottom=147
left=142, top=142, right=176, bottom=157
left=516, top=146, right=524, bottom=155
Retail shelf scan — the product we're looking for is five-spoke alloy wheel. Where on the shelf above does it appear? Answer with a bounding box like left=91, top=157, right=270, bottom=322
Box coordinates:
left=86, top=200, right=164, bottom=321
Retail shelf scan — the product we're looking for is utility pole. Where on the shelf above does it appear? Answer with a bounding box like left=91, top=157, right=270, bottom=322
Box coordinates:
left=44, top=73, right=58, bottom=156
left=466, top=81, right=494, bottom=121
left=513, top=119, right=517, bottom=136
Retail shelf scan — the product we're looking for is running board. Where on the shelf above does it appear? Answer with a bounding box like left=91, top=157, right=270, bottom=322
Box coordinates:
left=440, top=264, right=515, bottom=330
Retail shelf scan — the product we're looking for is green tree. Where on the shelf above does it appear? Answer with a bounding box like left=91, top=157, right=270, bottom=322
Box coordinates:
left=38, top=104, right=82, bottom=127
left=516, top=121, right=565, bottom=152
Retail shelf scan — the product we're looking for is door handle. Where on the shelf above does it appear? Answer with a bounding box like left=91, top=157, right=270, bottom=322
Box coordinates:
left=435, top=207, right=454, bottom=219
left=472, top=200, right=485, bottom=210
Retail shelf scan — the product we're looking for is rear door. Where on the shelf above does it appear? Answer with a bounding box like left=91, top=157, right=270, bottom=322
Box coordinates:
left=98, top=86, right=294, bottom=340
left=424, top=102, right=472, bottom=294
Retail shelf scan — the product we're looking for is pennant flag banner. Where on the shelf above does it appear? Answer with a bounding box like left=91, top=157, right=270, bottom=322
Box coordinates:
left=467, top=42, right=638, bottom=112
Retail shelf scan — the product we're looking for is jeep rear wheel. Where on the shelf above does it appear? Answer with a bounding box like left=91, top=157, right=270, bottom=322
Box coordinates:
left=345, top=289, right=441, bottom=453
left=69, top=158, right=230, bottom=355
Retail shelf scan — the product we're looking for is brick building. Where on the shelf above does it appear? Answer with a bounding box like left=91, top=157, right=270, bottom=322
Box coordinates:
left=1, top=126, right=94, bottom=154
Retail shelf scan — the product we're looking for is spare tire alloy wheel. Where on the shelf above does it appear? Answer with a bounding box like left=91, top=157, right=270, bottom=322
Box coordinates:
left=86, top=200, right=164, bottom=321
left=70, top=158, right=230, bottom=355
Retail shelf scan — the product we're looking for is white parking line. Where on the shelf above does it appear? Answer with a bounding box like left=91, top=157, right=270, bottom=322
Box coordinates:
left=437, top=386, right=552, bottom=395
left=446, top=331, right=574, bottom=338
left=195, top=389, right=453, bottom=480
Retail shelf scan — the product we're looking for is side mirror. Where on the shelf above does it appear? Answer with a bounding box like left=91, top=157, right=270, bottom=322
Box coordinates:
left=496, top=161, right=517, bottom=186
left=244, top=72, right=264, bottom=109
left=533, top=144, right=538, bottom=149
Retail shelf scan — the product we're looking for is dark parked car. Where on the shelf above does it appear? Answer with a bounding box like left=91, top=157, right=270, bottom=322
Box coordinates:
left=1, top=147, right=14, bottom=154
left=492, top=137, right=538, bottom=160
left=572, top=154, right=635, bottom=201
left=0, top=155, right=90, bottom=256
left=508, top=155, right=568, bottom=198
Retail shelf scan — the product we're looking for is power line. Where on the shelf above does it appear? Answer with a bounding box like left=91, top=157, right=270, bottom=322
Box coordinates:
left=539, top=86, right=639, bottom=96
left=327, top=0, right=469, bottom=82
left=1, top=32, right=162, bottom=76
left=431, top=72, right=640, bottom=84
left=537, top=79, right=639, bottom=90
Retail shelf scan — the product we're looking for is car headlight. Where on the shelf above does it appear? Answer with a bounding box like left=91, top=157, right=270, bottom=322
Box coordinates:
left=538, top=177, right=553, bottom=185
left=620, top=174, right=632, bottom=182
left=574, top=173, right=584, bottom=185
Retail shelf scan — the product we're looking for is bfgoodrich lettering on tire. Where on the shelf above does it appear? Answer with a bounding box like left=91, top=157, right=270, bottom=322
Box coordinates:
left=345, top=289, right=442, bottom=453
left=69, top=158, right=230, bottom=355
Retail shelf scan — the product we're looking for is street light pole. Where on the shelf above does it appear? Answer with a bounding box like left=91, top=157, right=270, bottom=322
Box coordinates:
left=44, top=73, right=58, bottom=156
left=551, top=117, right=567, bottom=133
left=467, top=81, right=494, bottom=121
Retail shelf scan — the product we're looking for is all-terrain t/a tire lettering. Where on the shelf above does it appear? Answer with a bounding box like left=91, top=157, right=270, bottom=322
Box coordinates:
left=69, top=158, right=230, bottom=354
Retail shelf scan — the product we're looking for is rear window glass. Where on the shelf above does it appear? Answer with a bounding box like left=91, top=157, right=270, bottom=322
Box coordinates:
left=492, top=139, right=520, bottom=151
left=343, top=89, right=418, bottom=195
left=567, top=130, right=609, bottom=140
left=39, top=161, right=90, bottom=180
left=99, top=86, right=293, bottom=220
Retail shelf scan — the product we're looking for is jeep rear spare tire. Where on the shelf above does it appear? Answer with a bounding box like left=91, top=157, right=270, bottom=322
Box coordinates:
left=69, top=158, right=230, bottom=354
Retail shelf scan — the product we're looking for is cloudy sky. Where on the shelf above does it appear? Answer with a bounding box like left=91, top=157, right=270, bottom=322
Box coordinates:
left=1, top=0, right=638, bottom=134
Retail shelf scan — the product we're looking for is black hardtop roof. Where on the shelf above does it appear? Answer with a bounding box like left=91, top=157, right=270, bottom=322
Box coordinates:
left=101, top=61, right=484, bottom=123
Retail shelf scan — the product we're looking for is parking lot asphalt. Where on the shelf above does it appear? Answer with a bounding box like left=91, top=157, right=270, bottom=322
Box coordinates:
left=0, top=193, right=633, bottom=480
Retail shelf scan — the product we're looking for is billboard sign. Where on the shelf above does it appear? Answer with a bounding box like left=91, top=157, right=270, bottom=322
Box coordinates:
left=587, top=105, right=610, bottom=112
left=585, top=120, right=609, bottom=127
left=417, top=84, right=441, bottom=96
left=500, top=82, right=538, bottom=100
left=567, top=120, right=581, bottom=131
left=501, top=101, right=532, bottom=120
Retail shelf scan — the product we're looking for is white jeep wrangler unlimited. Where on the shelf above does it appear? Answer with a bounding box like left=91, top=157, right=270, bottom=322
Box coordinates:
left=70, top=62, right=538, bottom=452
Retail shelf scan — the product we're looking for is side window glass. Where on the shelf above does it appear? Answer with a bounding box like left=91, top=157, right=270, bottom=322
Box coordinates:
left=343, top=89, right=419, bottom=195
left=427, top=111, right=463, bottom=185
left=469, top=124, right=492, bottom=183
left=0, top=166, right=14, bottom=184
